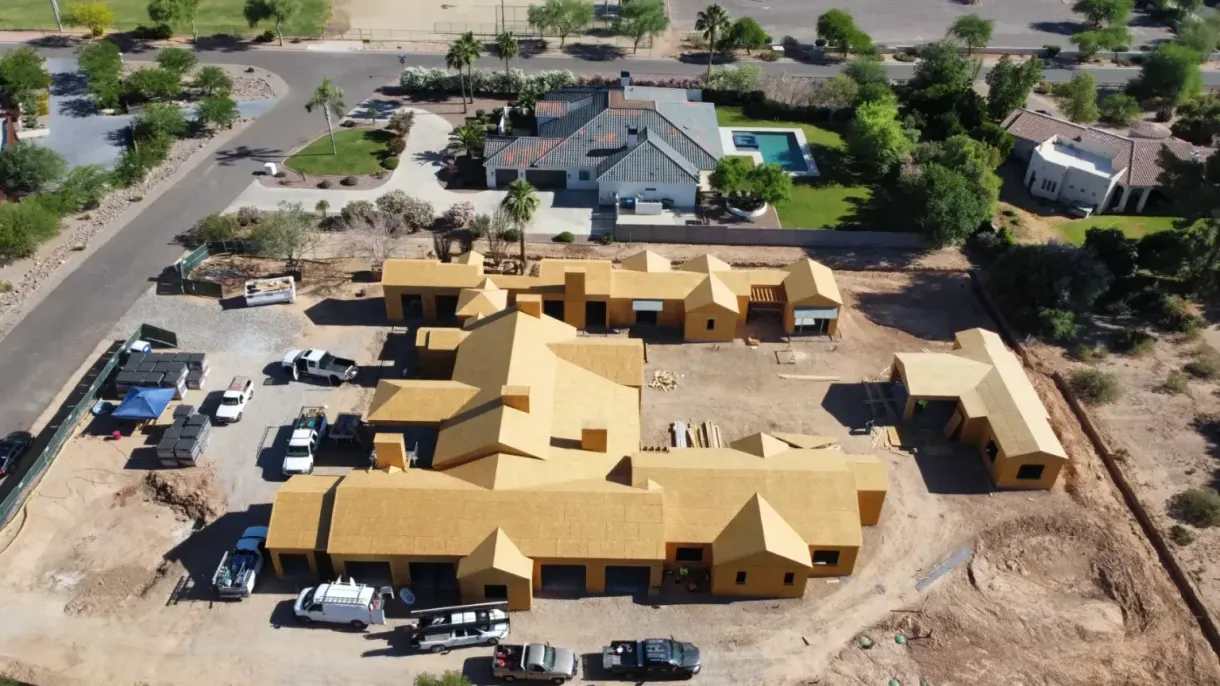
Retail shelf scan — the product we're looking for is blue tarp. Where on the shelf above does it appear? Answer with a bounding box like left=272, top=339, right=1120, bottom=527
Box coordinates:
left=112, top=386, right=175, bottom=420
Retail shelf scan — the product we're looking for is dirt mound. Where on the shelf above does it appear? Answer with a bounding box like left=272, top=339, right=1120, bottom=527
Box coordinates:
left=63, top=559, right=176, bottom=617
left=141, top=462, right=227, bottom=523
left=829, top=510, right=1220, bottom=685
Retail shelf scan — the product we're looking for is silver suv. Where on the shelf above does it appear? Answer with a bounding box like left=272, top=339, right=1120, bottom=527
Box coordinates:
left=411, top=608, right=510, bottom=654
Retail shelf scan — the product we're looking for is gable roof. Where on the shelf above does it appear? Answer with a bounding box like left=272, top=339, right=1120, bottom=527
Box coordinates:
left=684, top=273, right=738, bottom=313
left=597, top=128, right=701, bottom=184
left=730, top=432, right=791, bottom=458
left=535, top=108, right=719, bottom=173
left=367, top=379, right=480, bottom=424
left=713, top=494, right=814, bottom=568
left=456, top=528, right=534, bottom=580
left=783, top=258, right=843, bottom=307
left=456, top=279, right=509, bottom=319
left=894, top=328, right=1068, bottom=461
left=621, top=250, right=671, bottom=273
left=1001, top=108, right=1215, bottom=187
left=266, top=475, right=340, bottom=551
left=484, top=137, right=563, bottom=168
left=679, top=254, right=731, bottom=274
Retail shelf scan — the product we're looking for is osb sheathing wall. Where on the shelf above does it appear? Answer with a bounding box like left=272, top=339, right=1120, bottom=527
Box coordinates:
left=458, top=569, right=534, bottom=611
left=856, top=491, right=885, bottom=527
left=606, top=299, right=685, bottom=328
left=807, top=545, right=859, bottom=577
left=530, top=558, right=664, bottom=593
left=271, top=549, right=321, bottom=577
left=384, top=286, right=458, bottom=321
left=964, top=413, right=1062, bottom=490
left=711, top=559, right=809, bottom=597
left=329, top=554, right=458, bottom=586
left=683, top=310, right=737, bottom=342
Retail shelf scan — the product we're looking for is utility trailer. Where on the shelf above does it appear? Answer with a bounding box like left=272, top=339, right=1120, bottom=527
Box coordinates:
left=244, top=276, right=296, bottom=307
left=211, top=526, right=268, bottom=599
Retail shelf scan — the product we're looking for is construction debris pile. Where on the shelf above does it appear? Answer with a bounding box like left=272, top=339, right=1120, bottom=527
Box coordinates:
left=649, top=370, right=681, bottom=392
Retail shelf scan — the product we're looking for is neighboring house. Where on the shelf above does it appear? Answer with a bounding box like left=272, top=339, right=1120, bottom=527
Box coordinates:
left=380, top=249, right=844, bottom=342
left=484, top=73, right=722, bottom=209
left=265, top=305, right=888, bottom=608
left=890, top=328, right=1069, bottom=489
left=1001, top=108, right=1215, bottom=215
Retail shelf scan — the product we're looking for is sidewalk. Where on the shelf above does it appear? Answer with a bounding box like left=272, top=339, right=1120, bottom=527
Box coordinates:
left=224, top=107, right=597, bottom=237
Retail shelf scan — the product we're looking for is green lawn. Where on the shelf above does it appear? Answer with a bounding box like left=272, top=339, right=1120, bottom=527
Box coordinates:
left=285, top=128, right=392, bottom=176
left=1054, top=214, right=1184, bottom=245
left=0, top=0, right=329, bottom=36
left=714, top=106, right=880, bottom=229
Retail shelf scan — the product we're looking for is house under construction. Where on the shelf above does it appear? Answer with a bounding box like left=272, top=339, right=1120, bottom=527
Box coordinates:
left=265, top=304, right=885, bottom=609
left=380, top=250, right=843, bottom=342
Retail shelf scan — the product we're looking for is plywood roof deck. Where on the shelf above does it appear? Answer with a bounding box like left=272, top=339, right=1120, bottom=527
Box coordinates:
left=367, top=380, right=480, bottom=424
left=266, top=475, right=340, bottom=551
left=714, top=494, right=814, bottom=567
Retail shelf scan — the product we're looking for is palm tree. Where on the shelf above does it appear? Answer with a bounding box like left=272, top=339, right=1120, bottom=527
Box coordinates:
left=695, top=4, right=731, bottom=82
left=500, top=178, right=539, bottom=267
left=448, top=123, right=486, bottom=158
left=496, top=31, right=520, bottom=88
left=458, top=32, right=482, bottom=104
left=445, top=42, right=469, bottom=113
left=306, top=77, right=346, bottom=155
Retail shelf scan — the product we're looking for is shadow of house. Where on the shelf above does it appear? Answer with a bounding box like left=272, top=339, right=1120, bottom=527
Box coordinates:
left=820, top=382, right=882, bottom=434
left=850, top=272, right=993, bottom=342
left=304, top=297, right=388, bottom=327
left=163, top=504, right=274, bottom=602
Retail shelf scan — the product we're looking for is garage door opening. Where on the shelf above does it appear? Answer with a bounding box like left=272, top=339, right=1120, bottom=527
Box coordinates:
left=408, top=562, right=458, bottom=590
left=585, top=300, right=607, bottom=329
left=278, top=553, right=313, bottom=578
left=525, top=169, right=567, bottom=189
left=540, top=564, right=587, bottom=592
left=401, top=294, right=422, bottom=319
left=494, top=169, right=518, bottom=187
left=343, top=560, right=393, bottom=586
left=542, top=299, right=565, bottom=321
left=792, top=307, right=838, bottom=335
left=435, top=295, right=459, bottom=323
left=604, top=565, right=651, bottom=595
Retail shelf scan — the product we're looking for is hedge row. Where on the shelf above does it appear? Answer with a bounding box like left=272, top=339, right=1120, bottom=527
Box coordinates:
left=400, top=67, right=576, bottom=96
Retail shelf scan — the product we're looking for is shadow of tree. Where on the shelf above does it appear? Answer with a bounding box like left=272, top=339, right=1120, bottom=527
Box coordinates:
left=50, top=70, right=88, bottom=97
left=562, top=43, right=627, bottom=61
left=214, top=145, right=283, bottom=166
left=193, top=34, right=255, bottom=53
left=56, top=95, right=99, bottom=118
left=1029, top=20, right=1082, bottom=36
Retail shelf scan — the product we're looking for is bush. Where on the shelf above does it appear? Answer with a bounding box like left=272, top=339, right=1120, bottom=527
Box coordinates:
left=1043, top=44, right=1061, bottom=58
left=399, top=66, right=575, bottom=96
left=893, top=52, right=917, bottom=63
left=110, top=145, right=162, bottom=187
left=1037, top=308, right=1078, bottom=342
left=388, top=137, right=407, bottom=155
left=1069, top=343, right=1100, bottom=363
left=599, top=233, right=614, bottom=245
left=1113, top=327, right=1156, bottom=356
left=386, top=110, right=415, bottom=137
left=0, top=201, right=60, bottom=259
left=760, top=50, right=780, bottom=62
left=123, top=67, right=182, bottom=103
left=257, top=29, right=276, bottom=43
left=188, top=212, right=240, bottom=245
left=1069, top=368, right=1121, bottom=405
left=46, top=164, right=109, bottom=214
left=340, top=200, right=378, bottom=226
left=382, top=157, right=400, bottom=170
left=1185, top=345, right=1220, bottom=379
left=501, top=227, right=521, bottom=242
left=340, top=175, right=358, bottom=186
left=1153, top=296, right=1203, bottom=334
left=236, top=205, right=262, bottom=227
left=155, top=47, right=197, bottom=76
left=553, top=231, right=575, bottom=243
left=1169, top=524, right=1196, bottom=546
left=1162, top=370, right=1190, bottom=395
left=403, top=197, right=436, bottom=231
left=440, top=201, right=475, bottom=230
left=814, top=38, right=827, bottom=47
left=1170, top=489, right=1220, bottom=528
left=317, top=179, right=333, bottom=189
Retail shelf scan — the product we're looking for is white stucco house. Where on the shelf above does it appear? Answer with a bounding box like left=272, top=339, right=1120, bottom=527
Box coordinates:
left=1002, top=108, right=1215, bottom=215
left=483, top=74, right=722, bottom=210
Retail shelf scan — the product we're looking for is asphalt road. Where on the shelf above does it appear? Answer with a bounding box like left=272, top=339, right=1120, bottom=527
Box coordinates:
left=0, top=42, right=1215, bottom=438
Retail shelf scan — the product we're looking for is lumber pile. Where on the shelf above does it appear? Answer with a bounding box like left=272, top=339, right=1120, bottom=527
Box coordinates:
left=649, top=370, right=680, bottom=391
left=670, top=420, right=723, bottom=448
left=778, top=374, right=840, bottom=381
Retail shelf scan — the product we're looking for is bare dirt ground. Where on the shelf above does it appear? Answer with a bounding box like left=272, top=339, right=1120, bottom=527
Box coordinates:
left=0, top=272, right=1217, bottom=685
left=1026, top=329, right=1220, bottom=634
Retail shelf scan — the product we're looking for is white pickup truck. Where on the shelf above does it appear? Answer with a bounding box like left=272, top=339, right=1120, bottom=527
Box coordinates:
left=214, top=376, right=254, bottom=424
left=283, top=406, right=328, bottom=476
left=281, top=349, right=358, bottom=385
left=212, top=526, right=267, bottom=599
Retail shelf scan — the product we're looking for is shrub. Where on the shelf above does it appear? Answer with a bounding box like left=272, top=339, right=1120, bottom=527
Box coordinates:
left=403, top=197, right=436, bottom=231
left=1185, top=345, right=1220, bottom=380
left=386, top=110, right=415, bottom=137
left=1069, top=368, right=1121, bottom=405
left=1169, top=524, right=1196, bottom=546
left=501, top=227, right=521, bottom=242
left=340, top=200, right=378, bottom=227
left=257, top=29, right=276, bottom=43
left=1162, top=370, right=1190, bottom=395
left=440, top=201, right=475, bottom=230
left=1043, top=44, right=1061, bottom=59
left=1069, top=343, right=1099, bottom=363
left=760, top=50, right=780, bottom=62
left=1036, top=308, right=1078, bottom=343
left=189, top=213, right=240, bottom=244
left=46, top=164, right=109, bottom=214
left=317, top=179, right=333, bottom=189
left=340, top=175, right=358, bottom=186
left=553, top=231, right=575, bottom=243
left=124, top=67, right=182, bottom=103
left=0, top=143, right=67, bottom=196
left=236, top=206, right=262, bottom=227
left=399, top=66, right=575, bottom=96
left=0, top=201, right=60, bottom=259
left=1154, top=296, right=1203, bottom=334
left=1171, top=489, right=1220, bottom=528
left=893, top=53, right=917, bottom=63
left=814, top=38, right=827, bottom=47
left=599, top=233, right=614, bottom=245
left=1113, top=327, right=1155, bottom=356
left=155, top=47, right=197, bottom=76
left=388, top=137, right=407, bottom=155
left=110, top=145, right=162, bottom=187
left=382, top=157, right=400, bottom=169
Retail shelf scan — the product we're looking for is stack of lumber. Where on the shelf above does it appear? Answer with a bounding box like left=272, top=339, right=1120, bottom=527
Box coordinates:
left=649, top=370, right=680, bottom=391
left=679, top=420, right=723, bottom=448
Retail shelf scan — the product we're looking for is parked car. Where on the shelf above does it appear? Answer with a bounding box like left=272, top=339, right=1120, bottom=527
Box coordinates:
left=603, top=638, right=701, bottom=680
left=211, top=526, right=267, bottom=599
left=293, top=579, right=393, bottom=630
left=0, top=431, right=33, bottom=478
left=492, top=643, right=578, bottom=683
left=214, top=376, right=254, bottom=424
left=408, top=602, right=512, bottom=654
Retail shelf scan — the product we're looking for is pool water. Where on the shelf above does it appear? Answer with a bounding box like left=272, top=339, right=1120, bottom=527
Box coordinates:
left=743, top=131, right=806, bottom=171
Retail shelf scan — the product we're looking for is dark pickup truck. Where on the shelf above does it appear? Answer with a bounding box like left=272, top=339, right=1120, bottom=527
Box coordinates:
left=602, top=638, right=701, bottom=680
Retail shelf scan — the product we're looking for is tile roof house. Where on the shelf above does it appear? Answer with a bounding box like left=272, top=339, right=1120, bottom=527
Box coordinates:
left=382, top=250, right=845, bottom=341
left=1001, top=108, right=1215, bottom=215
left=265, top=305, right=887, bottom=608
left=483, top=74, right=722, bottom=209
left=890, top=328, right=1068, bottom=489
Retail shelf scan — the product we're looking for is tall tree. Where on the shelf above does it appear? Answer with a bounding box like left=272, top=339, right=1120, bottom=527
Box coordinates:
left=904, top=41, right=986, bottom=140
left=0, top=47, right=51, bottom=99
left=305, top=77, right=345, bottom=155
left=197, top=94, right=240, bottom=130
left=816, top=9, right=869, bottom=59
left=1176, top=13, right=1220, bottom=63
left=1053, top=70, right=1099, bottom=123
left=456, top=32, right=482, bottom=103
left=147, top=0, right=201, bottom=40
left=63, top=1, right=114, bottom=37
left=448, top=123, right=486, bottom=158
left=1134, top=42, right=1204, bottom=109
left=243, top=0, right=299, bottom=46
left=1156, top=148, right=1220, bottom=295
left=500, top=179, right=539, bottom=267
left=527, top=0, right=594, bottom=48
left=192, top=65, right=233, bottom=96
left=729, top=17, right=768, bottom=54
left=250, top=202, right=320, bottom=269
left=847, top=98, right=913, bottom=177
left=495, top=31, right=520, bottom=84
left=1072, top=0, right=1134, bottom=29
left=985, top=54, right=1044, bottom=121
left=613, top=0, right=668, bottom=54
left=1172, top=94, right=1220, bottom=145
left=695, top=4, right=731, bottom=81
left=445, top=42, right=469, bottom=113
left=901, top=163, right=993, bottom=247
left=947, top=13, right=994, bottom=57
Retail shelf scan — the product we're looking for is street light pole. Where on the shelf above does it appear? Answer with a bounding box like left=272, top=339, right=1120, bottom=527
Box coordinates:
left=50, top=0, right=63, bottom=31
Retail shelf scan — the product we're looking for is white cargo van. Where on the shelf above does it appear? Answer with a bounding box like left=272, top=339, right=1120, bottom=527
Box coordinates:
left=293, top=578, right=393, bottom=630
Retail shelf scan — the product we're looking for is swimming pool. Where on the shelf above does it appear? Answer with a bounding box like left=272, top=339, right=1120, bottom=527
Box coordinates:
left=739, top=131, right=807, bottom=171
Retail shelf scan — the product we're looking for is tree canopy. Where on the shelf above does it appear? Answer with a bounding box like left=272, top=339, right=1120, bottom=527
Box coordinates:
left=1072, top=0, right=1134, bottom=28
left=710, top=157, right=791, bottom=209
left=816, top=9, right=871, bottom=58
left=902, top=41, right=986, bottom=140
left=0, top=47, right=51, bottom=97
left=1133, top=42, right=1204, bottom=108
left=848, top=98, right=913, bottom=177
left=984, top=54, right=1044, bottom=122
left=528, top=0, right=594, bottom=47
left=729, top=17, right=769, bottom=54
left=947, top=14, right=994, bottom=54
left=147, top=0, right=201, bottom=38
left=613, top=0, right=667, bottom=53
left=243, top=0, right=299, bottom=46
left=1053, top=71, right=1099, bottom=123
left=901, top=164, right=992, bottom=247
left=0, top=144, right=66, bottom=197
left=1172, top=94, right=1220, bottom=146
left=1099, top=92, right=1141, bottom=126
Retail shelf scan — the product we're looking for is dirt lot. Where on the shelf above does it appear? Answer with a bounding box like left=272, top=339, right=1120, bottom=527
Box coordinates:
left=0, top=271, right=1217, bottom=685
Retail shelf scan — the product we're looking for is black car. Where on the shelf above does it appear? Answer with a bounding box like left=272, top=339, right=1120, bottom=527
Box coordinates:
left=602, top=638, right=701, bottom=680
left=0, top=431, right=33, bottom=478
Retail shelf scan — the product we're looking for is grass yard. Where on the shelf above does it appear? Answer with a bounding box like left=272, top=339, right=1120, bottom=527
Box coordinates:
left=714, top=106, right=882, bottom=229
left=1053, top=214, right=1184, bottom=245
left=0, top=0, right=329, bottom=36
left=285, top=128, right=392, bottom=176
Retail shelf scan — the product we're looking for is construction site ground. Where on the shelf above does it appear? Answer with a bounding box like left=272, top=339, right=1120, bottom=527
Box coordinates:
left=0, top=271, right=1217, bottom=685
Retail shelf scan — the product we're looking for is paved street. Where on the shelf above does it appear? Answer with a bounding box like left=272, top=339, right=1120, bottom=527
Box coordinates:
left=0, top=42, right=1216, bottom=437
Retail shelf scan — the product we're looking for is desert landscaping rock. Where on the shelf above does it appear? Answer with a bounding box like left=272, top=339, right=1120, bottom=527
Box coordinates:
left=224, top=66, right=277, bottom=101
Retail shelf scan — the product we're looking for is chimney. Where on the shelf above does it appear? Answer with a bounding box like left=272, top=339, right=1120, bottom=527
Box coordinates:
left=582, top=425, right=608, bottom=453
left=620, top=70, right=630, bottom=88
left=627, top=126, right=639, bottom=149
left=516, top=293, right=542, bottom=318
left=373, top=433, right=409, bottom=471
left=501, top=385, right=531, bottom=413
